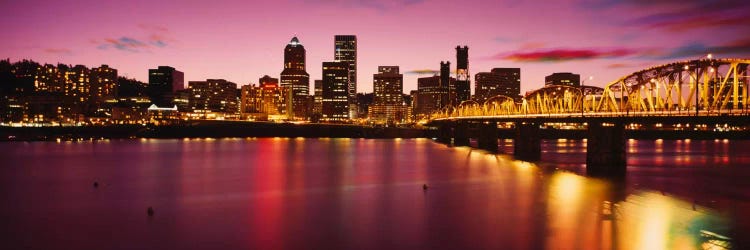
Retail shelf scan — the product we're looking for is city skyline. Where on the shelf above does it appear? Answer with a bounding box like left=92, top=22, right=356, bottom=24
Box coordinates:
left=2, top=0, right=750, bottom=94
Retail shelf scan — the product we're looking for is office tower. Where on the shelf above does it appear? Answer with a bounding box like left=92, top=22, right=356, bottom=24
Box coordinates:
left=545, top=72, right=581, bottom=86
left=280, top=36, right=311, bottom=119
left=455, top=46, right=470, bottom=103
left=371, top=66, right=405, bottom=123
left=321, top=61, right=350, bottom=121
left=474, top=68, right=521, bottom=102
left=415, top=75, right=445, bottom=117
left=148, top=66, right=184, bottom=107
left=440, top=61, right=454, bottom=107
left=334, top=35, right=357, bottom=99
left=314, top=80, right=323, bottom=115
left=187, top=79, right=238, bottom=114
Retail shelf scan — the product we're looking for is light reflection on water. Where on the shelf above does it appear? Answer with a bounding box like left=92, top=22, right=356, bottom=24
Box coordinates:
left=0, top=138, right=746, bottom=249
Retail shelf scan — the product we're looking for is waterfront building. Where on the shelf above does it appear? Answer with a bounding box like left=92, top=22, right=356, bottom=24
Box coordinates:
left=545, top=72, right=580, bottom=86
left=148, top=66, right=184, bottom=107
left=474, top=68, right=521, bottom=103
left=187, top=79, right=238, bottom=118
left=321, top=61, right=350, bottom=122
left=455, top=46, right=471, bottom=103
left=280, top=36, right=310, bottom=119
left=371, top=66, right=406, bottom=123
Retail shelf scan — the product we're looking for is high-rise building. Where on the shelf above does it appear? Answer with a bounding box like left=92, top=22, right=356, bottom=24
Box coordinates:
left=474, top=68, right=521, bottom=103
left=321, top=61, right=350, bottom=121
left=545, top=72, right=581, bottom=86
left=64, top=65, right=91, bottom=115
left=187, top=79, right=237, bottom=114
left=440, top=61, right=456, bottom=106
left=280, top=36, right=310, bottom=119
left=334, top=35, right=357, bottom=100
left=412, top=71, right=456, bottom=118
left=148, top=66, right=184, bottom=107
left=313, top=80, right=323, bottom=115
left=370, top=66, right=406, bottom=123
left=455, top=46, right=471, bottom=103
left=90, top=65, right=118, bottom=102
left=34, top=64, right=65, bottom=93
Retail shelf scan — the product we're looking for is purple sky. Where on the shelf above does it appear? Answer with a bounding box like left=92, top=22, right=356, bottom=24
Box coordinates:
left=2, top=0, right=749, bottom=94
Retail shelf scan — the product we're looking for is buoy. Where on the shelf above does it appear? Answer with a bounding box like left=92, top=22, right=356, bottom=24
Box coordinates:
left=93, top=182, right=99, bottom=188
left=423, top=184, right=429, bottom=190
left=147, top=207, right=154, bottom=216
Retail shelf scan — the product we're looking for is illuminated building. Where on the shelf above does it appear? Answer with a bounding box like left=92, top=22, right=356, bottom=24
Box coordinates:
left=34, top=64, right=65, bottom=93
left=280, top=36, right=310, bottom=119
left=474, top=68, right=521, bottom=103
left=455, top=46, right=471, bottom=103
left=63, top=65, right=91, bottom=116
left=415, top=74, right=452, bottom=117
left=148, top=66, right=184, bottom=108
left=370, top=66, right=406, bottom=123
left=314, top=80, right=322, bottom=115
left=89, top=64, right=118, bottom=114
left=321, top=61, right=350, bottom=121
left=187, top=79, right=238, bottom=116
left=440, top=61, right=455, bottom=106
left=545, top=72, right=580, bottom=86
left=334, top=36, right=357, bottom=98
left=240, top=75, right=288, bottom=120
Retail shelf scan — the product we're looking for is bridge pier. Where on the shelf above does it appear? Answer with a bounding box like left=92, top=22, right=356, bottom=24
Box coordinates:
left=436, top=123, right=452, bottom=144
left=477, top=122, right=498, bottom=152
left=514, top=122, right=541, bottom=161
left=586, top=122, right=627, bottom=177
left=454, top=122, right=470, bottom=146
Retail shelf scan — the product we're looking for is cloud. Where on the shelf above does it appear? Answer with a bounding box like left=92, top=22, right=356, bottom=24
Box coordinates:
left=97, top=37, right=149, bottom=52
left=587, top=0, right=750, bottom=32
left=658, top=39, right=750, bottom=59
left=405, top=69, right=439, bottom=75
left=43, top=48, right=72, bottom=54
left=494, top=47, right=638, bottom=62
left=302, top=0, right=425, bottom=11
left=606, top=63, right=632, bottom=69
left=94, top=24, right=174, bottom=53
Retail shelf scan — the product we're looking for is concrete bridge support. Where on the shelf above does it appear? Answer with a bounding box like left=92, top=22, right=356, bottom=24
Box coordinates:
left=586, top=122, right=626, bottom=177
left=436, top=123, right=452, bottom=144
left=514, top=122, right=541, bottom=161
left=454, top=122, right=470, bottom=146
left=477, top=122, right=499, bottom=152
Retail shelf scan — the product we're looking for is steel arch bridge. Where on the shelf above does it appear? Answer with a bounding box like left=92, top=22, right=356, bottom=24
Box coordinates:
left=434, top=58, right=750, bottom=119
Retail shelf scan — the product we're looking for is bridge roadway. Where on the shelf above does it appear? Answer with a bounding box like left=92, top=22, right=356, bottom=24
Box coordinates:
left=431, top=110, right=750, bottom=124
left=426, top=111, right=750, bottom=178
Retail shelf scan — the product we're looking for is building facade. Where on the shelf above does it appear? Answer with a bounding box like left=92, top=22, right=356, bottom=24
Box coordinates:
left=545, top=72, right=581, bottom=86
left=321, top=62, right=350, bottom=122
left=148, top=66, right=184, bottom=107
left=474, top=68, right=521, bottom=103
left=187, top=79, right=238, bottom=115
left=280, top=37, right=310, bottom=119
left=370, top=66, right=406, bottom=123
left=455, top=46, right=471, bottom=103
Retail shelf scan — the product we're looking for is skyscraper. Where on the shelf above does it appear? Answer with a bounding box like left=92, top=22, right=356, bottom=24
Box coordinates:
left=545, top=72, right=581, bottom=86
left=455, top=46, right=470, bottom=103
left=371, top=66, right=405, bottom=123
left=440, top=61, right=453, bottom=107
left=474, top=68, right=521, bottom=102
left=90, top=65, right=118, bottom=102
left=334, top=35, right=357, bottom=117
left=321, top=61, right=350, bottom=122
left=148, top=66, right=184, bottom=107
left=280, top=36, right=310, bottom=119
left=314, top=80, right=323, bottom=115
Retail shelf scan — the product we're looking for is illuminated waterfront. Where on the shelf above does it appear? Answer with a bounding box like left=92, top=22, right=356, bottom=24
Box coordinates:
left=1, top=138, right=747, bottom=249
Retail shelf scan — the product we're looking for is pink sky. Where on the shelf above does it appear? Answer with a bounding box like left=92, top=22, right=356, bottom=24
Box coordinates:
left=2, top=0, right=749, bottom=94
